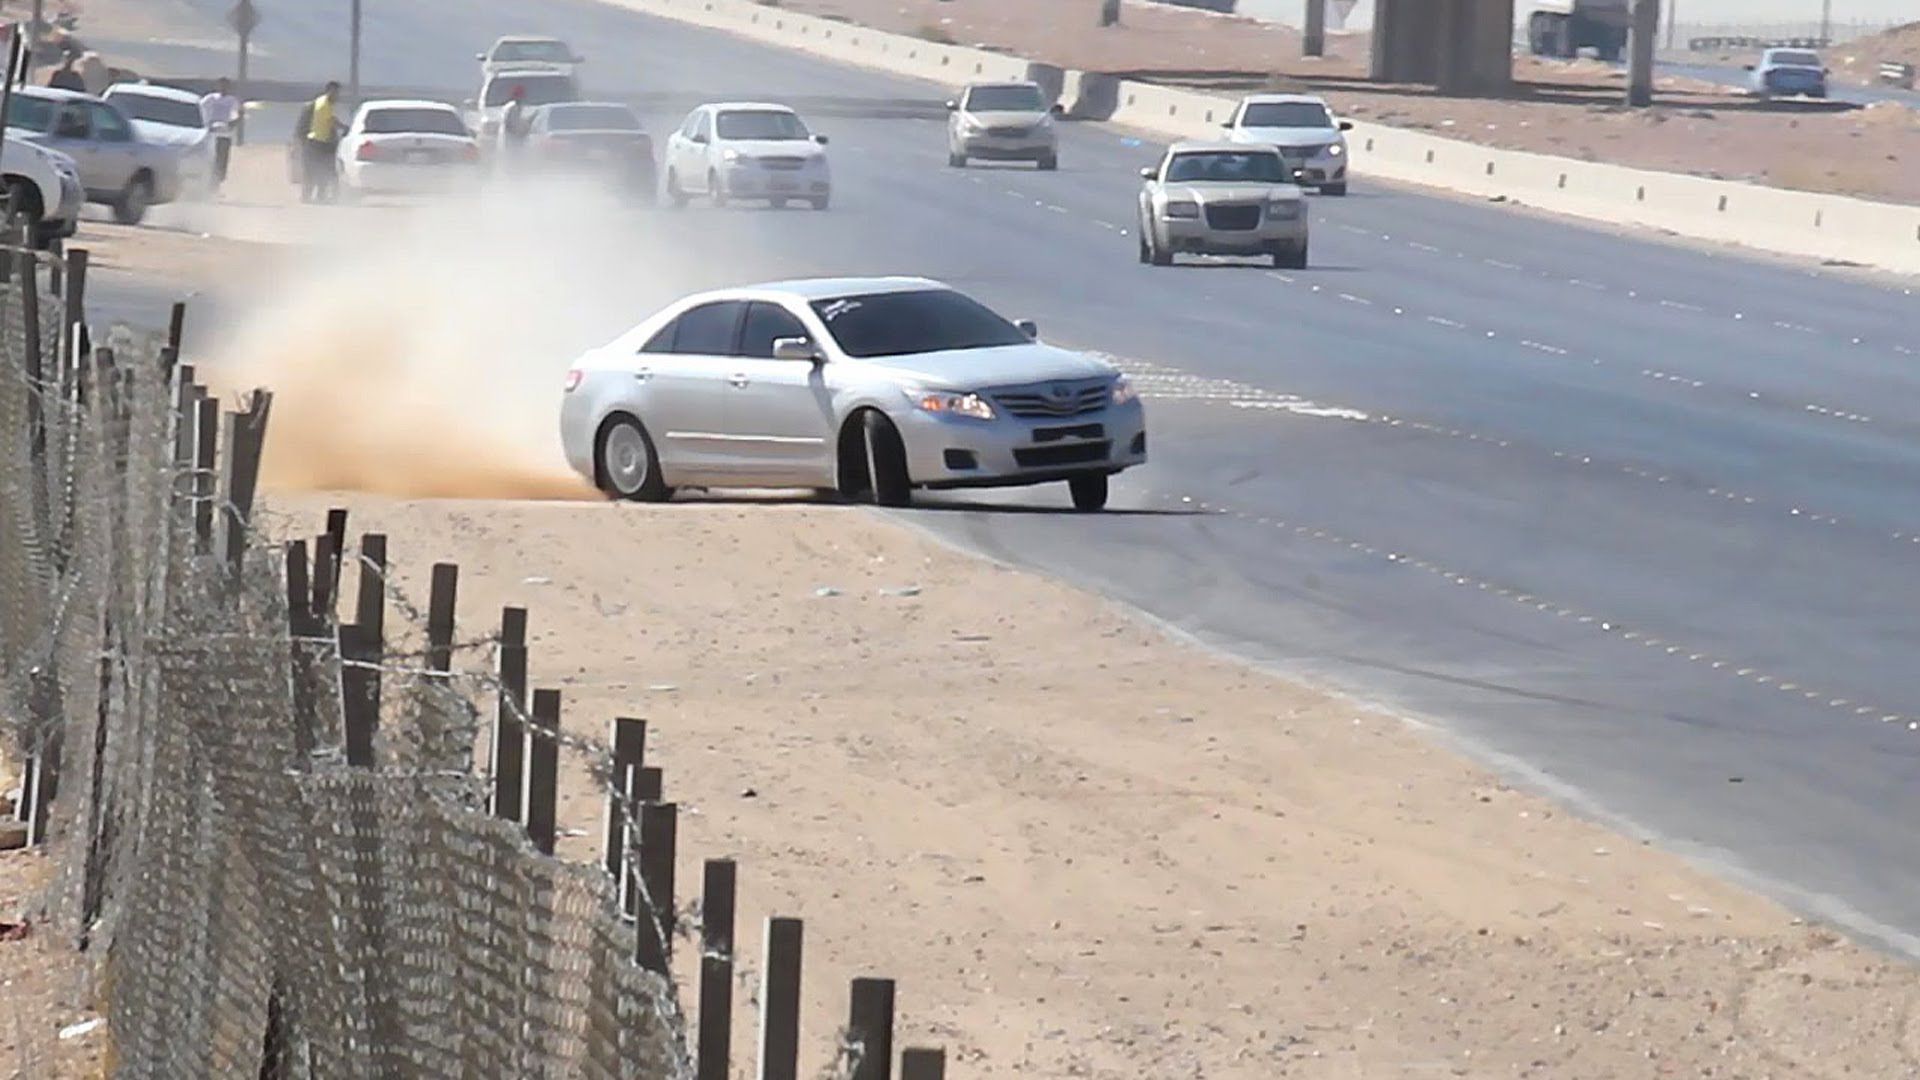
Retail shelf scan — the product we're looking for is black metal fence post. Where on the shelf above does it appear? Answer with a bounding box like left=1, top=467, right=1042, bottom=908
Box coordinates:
left=525, top=689, right=560, bottom=855
left=848, top=978, right=896, bottom=1080
left=489, top=606, right=528, bottom=821
left=758, top=917, right=803, bottom=1080
left=696, top=859, right=736, bottom=1080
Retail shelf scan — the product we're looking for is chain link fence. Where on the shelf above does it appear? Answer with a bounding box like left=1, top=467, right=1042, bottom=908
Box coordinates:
left=0, top=243, right=951, bottom=1078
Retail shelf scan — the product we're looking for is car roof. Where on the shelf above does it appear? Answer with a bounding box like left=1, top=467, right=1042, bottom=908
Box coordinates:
left=1762, top=47, right=1819, bottom=58
left=493, top=34, right=567, bottom=44
left=358, top=99, right=459, bottom=111
left=484, top=67, right=573, bottom=82
left=690, top=277, right=946, bottom=303
left=104, top=82, right=201, bottom=105
left=1166, top=140, right=1281, bottom=155
left=535, top=100, right=633, bottom=112
left=964, top=81, right=1041, bottom=90
left=1239, top=93, right=1331, bottom=106
left=703, top=101, right=797, bottom=113
left=16, top=86, right=97, bottom=103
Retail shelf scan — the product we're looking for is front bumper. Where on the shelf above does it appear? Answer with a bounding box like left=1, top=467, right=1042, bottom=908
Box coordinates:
left=1283, top=154, right=1347, bottom=185
left=721, top=164, right=829, bottom=199
left=53, top=170, right=83, bottom=224
left=895, top=398, right=1147, bottom=488
left=1158, top=214, right=1307, bottom=254
left=955, top=131, right=1056, bottom=159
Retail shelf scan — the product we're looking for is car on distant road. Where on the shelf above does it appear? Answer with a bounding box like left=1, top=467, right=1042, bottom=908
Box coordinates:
left=524, top=102, right=655, bottom=199
left=559, top=276, right=1145, bottom=510
left=477, top=35, right=583, bottom=79
left=946, top=81, right=1061, bottom=170
left=102, top=82, right=218, bottom=196
left=5, top=86, right=183, bottom=224
left=336, top=100, right=481, bottom=196
left=1221, top=93, right=1353, bottom=196
left=1748, top=48, right=1829, bottom=100
left=1138, top=142, right=1308, bottom=268
left=466, top=67, right=581, bottom=145
left=1, top=136, right=83, bottom=247
left=662, top=102, right=830, bottom=210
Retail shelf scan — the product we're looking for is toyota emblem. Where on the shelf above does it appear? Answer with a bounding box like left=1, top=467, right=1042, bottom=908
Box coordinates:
left=1048, top=384, right=1072, bottom=401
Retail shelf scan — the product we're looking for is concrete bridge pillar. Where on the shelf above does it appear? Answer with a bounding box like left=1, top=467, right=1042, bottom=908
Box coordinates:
left=1372, top=0, right=1514, bottom=93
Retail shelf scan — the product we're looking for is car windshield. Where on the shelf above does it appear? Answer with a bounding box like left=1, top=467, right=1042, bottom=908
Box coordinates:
left=1770, top=51, right=1821, bottom=67
left=548, top=105, right=640, bottom=132
left=4, top=96, right=56, bottom=134
left=364, top=108, right=468, bottom=135
left=495, top=40, right=573, bottom=63
left=812, top=289, right=1030, bottom=359
left=965, top=85, right=1045, bottom=112
left=1165, top=151, right=1289, bottom=183
left=484, top=75, right=578, bottom=107
left=716, top=110, right=809, bottom=140
left=108, top=93, right=204, bottom=129
left=1239, top=101, right=1332, bottom=128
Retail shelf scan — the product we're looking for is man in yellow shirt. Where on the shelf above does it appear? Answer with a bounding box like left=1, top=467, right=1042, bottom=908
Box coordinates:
left=298, top=81, right=343, bottom=203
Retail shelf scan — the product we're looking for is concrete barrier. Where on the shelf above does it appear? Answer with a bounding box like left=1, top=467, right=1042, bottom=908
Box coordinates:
left=605, top=0, right=1920, bottom=274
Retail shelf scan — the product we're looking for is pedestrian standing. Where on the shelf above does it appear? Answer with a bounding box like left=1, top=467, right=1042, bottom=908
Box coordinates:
left=300, top=81, right=343, bottom=204
left=200, top=78, right=241, bottom=188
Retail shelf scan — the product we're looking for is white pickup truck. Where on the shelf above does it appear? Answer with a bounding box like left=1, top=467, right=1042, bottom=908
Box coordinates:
left=2, top=134, right=84, bottom=248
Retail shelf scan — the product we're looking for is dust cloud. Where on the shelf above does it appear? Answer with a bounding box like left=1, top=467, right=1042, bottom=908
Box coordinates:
left=203, top=178, right=693, bottom=500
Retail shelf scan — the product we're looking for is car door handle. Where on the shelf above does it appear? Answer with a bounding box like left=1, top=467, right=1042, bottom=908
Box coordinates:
left=632, top=368, right=651, bottom=381
left=727, top=373, right=751, bottom=388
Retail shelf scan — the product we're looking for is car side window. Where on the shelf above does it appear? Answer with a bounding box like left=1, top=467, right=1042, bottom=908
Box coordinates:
left=694, top=111, right=712, bottom=143
left=52, top=104, right=91, bottom=140
left=90, top=103, right=134, bottom=142
left=736, top=303, right=810, bottom=359
left=640, top=318, right=679, bottom=354
left=669, top=301, right=745, bottom=357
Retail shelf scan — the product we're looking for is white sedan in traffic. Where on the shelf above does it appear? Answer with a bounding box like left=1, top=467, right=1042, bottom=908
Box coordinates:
left=559, top=277, right=1146, bottom=510
left=661, top=102, right=830, bottom=210
left=336, top=100, right=481, bottom=196
left=102, top=83, right=218, bottom=196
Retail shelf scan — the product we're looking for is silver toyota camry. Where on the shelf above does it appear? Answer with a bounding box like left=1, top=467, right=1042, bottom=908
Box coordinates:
left=559, top=277, right=1147, bottom=510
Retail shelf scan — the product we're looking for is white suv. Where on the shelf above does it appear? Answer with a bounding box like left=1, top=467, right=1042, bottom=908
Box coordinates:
left=662, top=102, right=830, bottom=210
left=1222, top=93, right=1353, bottom=196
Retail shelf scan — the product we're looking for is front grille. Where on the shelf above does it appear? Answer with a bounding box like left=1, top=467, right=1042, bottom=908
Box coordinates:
left=1280, top=143, right=1329, bottom=162
left=760, top=156, right=806, bottom=170
left=985, top=125, right=1032, bottom=137
left=1014, top=441, right=1111, bottom=468
left=1204, top=203, right=1262, bottom=231
left=991, top=382, right=1110, bottom=419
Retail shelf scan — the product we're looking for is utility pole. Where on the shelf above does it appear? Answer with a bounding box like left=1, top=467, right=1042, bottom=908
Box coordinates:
left=349, top=0, right=363, bottom=102
left=1819, top=0, right=1832, bottom=45
left=1303, top=0, right=1326, bottom=58
left=1664, top=0, right=1677, bottom=51
left=1627, top=0, right=1658, bottom=107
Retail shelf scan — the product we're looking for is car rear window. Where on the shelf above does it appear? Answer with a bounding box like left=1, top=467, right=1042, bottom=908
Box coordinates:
left=494, top=40, right=573, bottom=63
left=364, top=108, right=468, bottom=135
left=548, top=105, right=640, bottom=132
left=811, top=289, right=1029, bottom=359
left=1239, top=101, right=1332, bottom=128
left=107, top=92, right=204, bottom=129
left=484, top=75, right=579, bottom=107
left=1770, top=51, right=1821, bottom=67
left=1165, top=151, right=1289, bottom=183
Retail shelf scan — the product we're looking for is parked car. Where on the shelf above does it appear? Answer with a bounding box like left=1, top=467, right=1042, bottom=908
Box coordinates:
left=1221, top=92, right=1353, bottom=196
left=336, top=100, right=481, bottom=196
left=4, top=86, right=183, bottom=223
left=102, top=82, right=218, bottom=196
left=1748, top=48, right=1828, bottom=100
left=559, top=277, right=1145, bottom=510
left=0, top=135, right=83, bottom=247
left=477, top=35, right=583, bottom=79
left=662, top=102, right=830, bottom=210
left=1137, top=142, right=1308, bottom=268
left=524, top=102, right=655, bottom=200
left=946, top=81, right=1061, bottom=170
left=465, top=68, right=580, bottom=145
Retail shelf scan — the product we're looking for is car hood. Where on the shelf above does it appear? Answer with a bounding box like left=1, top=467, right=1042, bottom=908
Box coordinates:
left=862, top=342, right=1115, bottom=390
left=721, top=138, right=824, bottom=158
left=129, top=120, right=208, bottom=148
left=1160, top=180, right=1301, bottom=201
left=1235, top=126, right=1341, bottom=148
left=962, top=109, right=1049, bottom=127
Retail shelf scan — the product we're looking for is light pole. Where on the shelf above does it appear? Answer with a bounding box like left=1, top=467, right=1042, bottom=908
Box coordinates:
left=349, top=0, right=362, bottom=102
left=1819, top=0, right=1832, bottom=44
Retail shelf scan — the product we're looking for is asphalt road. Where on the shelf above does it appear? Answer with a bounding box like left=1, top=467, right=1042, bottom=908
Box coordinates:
left=122, top=0, right=1920, bottom=954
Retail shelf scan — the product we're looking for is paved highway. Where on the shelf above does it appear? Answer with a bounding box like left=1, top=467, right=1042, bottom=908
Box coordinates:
left=133, top=0, right=1920, bottom=953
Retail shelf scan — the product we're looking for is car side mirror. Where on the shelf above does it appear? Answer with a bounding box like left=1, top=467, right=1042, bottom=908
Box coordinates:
left=1050, top=103, right=1065, bottom=116
left=692, top=133, right=708, bottom=144
left=1015, top=319, right=1038, bottom=340
left=1743, top=63, right=1755, bottom=70
left=814, top=134, right=829, bottom=145
left=945, top=100, right=958, bottom=111
left=462, top=98, right=476, bottom=110
left=475, top=52, right=485, bottom=62
left=1139, top=166, right=1155, bottom=180
left=1338, top=119, right=1354, bottom=131
left=772, top=337, right=821, bottom=362
left=1221, top=120, right=1234, bottom=129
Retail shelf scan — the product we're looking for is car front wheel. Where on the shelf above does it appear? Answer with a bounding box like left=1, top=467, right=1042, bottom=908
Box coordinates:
left=112, top=175, right=152, bottom=225
left=1068, top=473, right=1109, bottom=511
left=861, top=411, right=912, bottom=508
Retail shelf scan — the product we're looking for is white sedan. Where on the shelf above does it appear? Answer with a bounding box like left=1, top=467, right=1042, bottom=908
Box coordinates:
left=559, top=277, right=1146, bottom=510
left=336, top=100, right=481, bottom=196
left=101, top=82, right=218, bottom=196
left=661, top=102, right=830, bottom=210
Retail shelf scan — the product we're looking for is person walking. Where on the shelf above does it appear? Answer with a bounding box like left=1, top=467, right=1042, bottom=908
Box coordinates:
left=200, top=78, right=241, bottom=188
left=498, top=84, right=532, bottom=173
left=46, top=53, right=85, bottom=92
left=299, top=81, right=343, bottom=204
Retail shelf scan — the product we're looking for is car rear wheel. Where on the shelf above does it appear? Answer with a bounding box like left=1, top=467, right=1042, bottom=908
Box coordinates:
left=1037, top=153, right=1059, bottom=171
left=596, top=416, right=673, bottom=502
left=861, top=411, right=912, bottom=508
left=112, top=175, right=152, bottom=225
left=708, top=170, right=727, bottom=207
left=665, top=168, right=689, bottom=208
left=1068, top=473, right=1109, bottom=511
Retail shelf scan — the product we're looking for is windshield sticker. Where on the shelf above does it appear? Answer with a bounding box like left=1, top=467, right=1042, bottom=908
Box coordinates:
left=818, top=299, right=862, bottom=322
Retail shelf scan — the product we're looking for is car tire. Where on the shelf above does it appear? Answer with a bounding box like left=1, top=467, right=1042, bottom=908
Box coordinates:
left=948, top=151, right=967, bottom=168
left=1321, top=182, right=1348, bottom=196
left=861, top=411, right=912, bottom=508
left=810, top=195, right=830, bottom=211
left=1037, top=153, right=1059, bottom=171
left=1137, top=231, right=1153, bottom=265
left=112, top=175, right=152, bottom=225
left=595, top=415, right=673, bottom=502
left=1145, top=226, right=1173, bottom=267
left=1275, top=241, right=1308, bottom=270
left=1068, top=473, right=1109, bottom=512
left=708, top=170, right=727, bottom=207
left=665, top=168, right=689, bottom=208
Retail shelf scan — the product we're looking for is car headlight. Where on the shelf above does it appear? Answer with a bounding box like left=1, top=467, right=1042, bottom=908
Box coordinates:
left=1267, top=198, right=1303, bottom=220
left=913, top=390, right=995, bottom=421
left=721, top=147, right=742, bottom=163
left=1327, top=143, right=1344, bottom=157
left=1163, top=200, right=1200, bottom=219
left=1110, top=377, right=1138, bottom=406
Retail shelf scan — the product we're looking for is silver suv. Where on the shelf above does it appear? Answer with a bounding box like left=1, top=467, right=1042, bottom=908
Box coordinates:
left=6, top=87, right=183, bottom=224
left=946, top=81, right=1060, bottom=170
left=1138, top=142, right=1309, bottom=269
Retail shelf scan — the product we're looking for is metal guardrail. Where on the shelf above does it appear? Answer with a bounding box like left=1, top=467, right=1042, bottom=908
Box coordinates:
left=1687, top=35, right=1831, bottom=52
